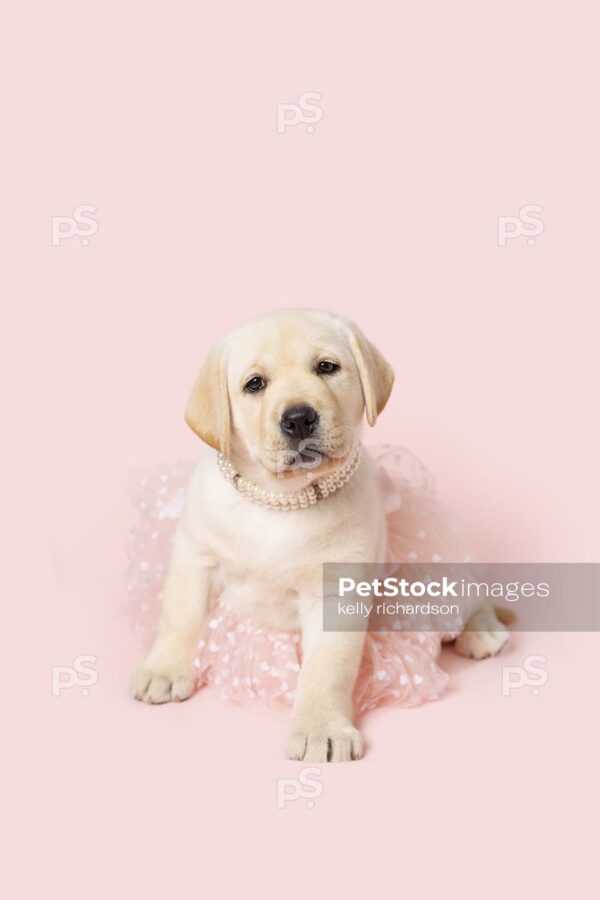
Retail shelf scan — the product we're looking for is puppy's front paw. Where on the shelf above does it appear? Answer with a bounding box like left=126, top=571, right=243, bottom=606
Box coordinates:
left=131, top=663, right=197, bottom=704
left=454, top=627, right=508, bottom=660
left=287, top=718, right=363, bottom=763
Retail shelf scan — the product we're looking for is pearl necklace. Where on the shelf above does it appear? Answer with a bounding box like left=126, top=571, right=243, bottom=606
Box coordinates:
left=217, top=444, right=362, bottom=511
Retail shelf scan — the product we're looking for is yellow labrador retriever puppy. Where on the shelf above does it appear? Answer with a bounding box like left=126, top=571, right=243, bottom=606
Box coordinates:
left=132, top=309, right=508, bottom=761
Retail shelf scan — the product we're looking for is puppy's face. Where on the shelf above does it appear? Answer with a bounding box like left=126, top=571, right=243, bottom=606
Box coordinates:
left=186, top=310, right=394, bottom=479
left=228, top=313, right=366, bottom=476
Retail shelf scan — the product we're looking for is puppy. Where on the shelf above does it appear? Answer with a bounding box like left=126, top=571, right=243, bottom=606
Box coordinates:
left=132, top=309, right=508, bottom=761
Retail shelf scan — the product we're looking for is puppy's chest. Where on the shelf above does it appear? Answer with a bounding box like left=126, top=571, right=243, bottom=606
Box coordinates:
left=207, top=513, right=312, bottom=627
left=210, top=503, right=332, bottom=577
left=193, top=458, right=383, bottom=627
left=204, top=499, right=350, bottom=622
left=214, top=560, right=299, bottom=629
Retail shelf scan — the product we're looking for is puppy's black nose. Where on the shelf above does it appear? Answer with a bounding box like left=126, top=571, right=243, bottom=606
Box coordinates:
left=280, top=405, right=319, bottom=440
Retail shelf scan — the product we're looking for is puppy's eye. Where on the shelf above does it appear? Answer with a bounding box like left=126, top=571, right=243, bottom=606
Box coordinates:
left=244, top=376, right=266, bottom=394
left=317, top=360, right=340, bottom=375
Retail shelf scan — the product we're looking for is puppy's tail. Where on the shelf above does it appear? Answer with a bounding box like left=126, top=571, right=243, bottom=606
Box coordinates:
left=494, top=605, right=518, bottom=626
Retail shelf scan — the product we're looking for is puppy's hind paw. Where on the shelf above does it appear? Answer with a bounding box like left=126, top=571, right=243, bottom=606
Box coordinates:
left=454, top=605, right=510, bottom=659
left=454, top=627, right=509, bottom=659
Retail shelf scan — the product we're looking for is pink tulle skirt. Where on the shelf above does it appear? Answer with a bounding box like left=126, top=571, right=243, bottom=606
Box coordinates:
left=126, top=445, right=473, bottom=713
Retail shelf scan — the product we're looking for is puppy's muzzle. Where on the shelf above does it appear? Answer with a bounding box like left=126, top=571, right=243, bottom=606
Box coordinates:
left=280, top=404, right=319, bottom=442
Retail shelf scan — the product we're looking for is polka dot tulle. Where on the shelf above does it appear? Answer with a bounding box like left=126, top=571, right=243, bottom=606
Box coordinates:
left=126, top=445, right=473, bottom=712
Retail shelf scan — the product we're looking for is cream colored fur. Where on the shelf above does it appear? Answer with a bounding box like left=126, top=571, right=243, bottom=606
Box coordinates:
left=132, top=309, right=507, bottom=761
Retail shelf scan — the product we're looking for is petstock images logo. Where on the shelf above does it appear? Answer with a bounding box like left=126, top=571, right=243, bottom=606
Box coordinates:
left=322, top=563, right=600, bottom=633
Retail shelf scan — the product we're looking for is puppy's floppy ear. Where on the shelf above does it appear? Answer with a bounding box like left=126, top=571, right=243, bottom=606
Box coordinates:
left=345, top=319, right=395, bottom=426
left=185, top=342, right=231, bottom=455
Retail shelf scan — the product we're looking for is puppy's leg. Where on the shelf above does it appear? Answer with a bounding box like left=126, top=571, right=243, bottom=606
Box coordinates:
left=132, top=527, right=214, bottom=704
left=287, top=600, right=365, bottom=763
left=454, top=604, right=509, bottom=660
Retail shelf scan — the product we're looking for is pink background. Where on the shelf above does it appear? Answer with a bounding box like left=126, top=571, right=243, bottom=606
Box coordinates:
left=2, top=2, right=598, bottom=898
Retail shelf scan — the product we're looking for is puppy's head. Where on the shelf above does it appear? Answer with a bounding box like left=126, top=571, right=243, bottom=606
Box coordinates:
left=185, top=309, right=394, bottom=478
